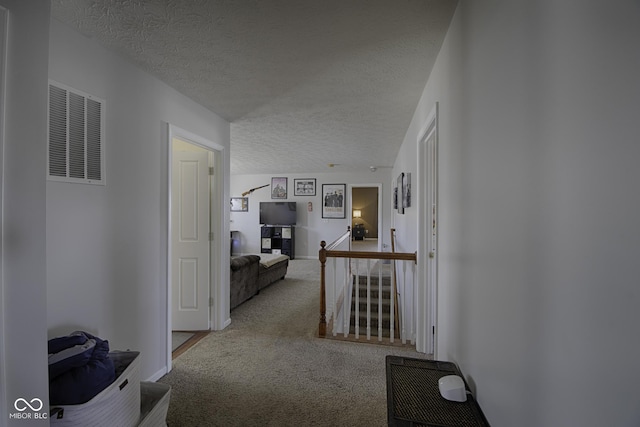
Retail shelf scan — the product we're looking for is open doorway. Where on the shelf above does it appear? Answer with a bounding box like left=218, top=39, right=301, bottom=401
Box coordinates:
left=166, top=124, right=225, bottom=372
left=350, top=184, right=383, bottom=252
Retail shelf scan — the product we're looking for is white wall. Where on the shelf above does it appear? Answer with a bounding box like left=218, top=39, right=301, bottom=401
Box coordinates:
left=0, top=1, right=50, bottom=425
left=46, top=19, right=230, bottom=381
left=230, top=171, right=392, bottom=258
left=394, top=1, right=640, bottom=425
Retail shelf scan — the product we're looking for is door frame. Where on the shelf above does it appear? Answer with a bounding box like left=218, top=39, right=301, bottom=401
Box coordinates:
left=348, top=184, right=383, bottom=251
left=417, top=103, right=438, bottom=355
left=165, top=123, right=225, bottom=373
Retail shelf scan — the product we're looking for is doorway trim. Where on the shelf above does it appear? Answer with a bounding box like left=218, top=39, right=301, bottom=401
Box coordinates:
left=348, top=183, right=383, bottom=252
left=417, top=102, right=438, bottom=355
left=165, top=123, right=225, bottom=373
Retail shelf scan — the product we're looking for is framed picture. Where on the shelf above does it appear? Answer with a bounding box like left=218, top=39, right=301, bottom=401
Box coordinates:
left=393, top=185, right=398, bottom=210
left=402, top=172, right=411, bottom=209
left=397, top=173, right=404, bottom=214
left=271, top=177, right=287, bottom=199
left=294, top=178, right=316, bottom=196
left=230, top=197, right=248, bottom=212
left=322, top=184, right=346, bottom=219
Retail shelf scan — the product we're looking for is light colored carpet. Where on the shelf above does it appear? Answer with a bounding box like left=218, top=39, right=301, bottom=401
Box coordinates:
left=159, top=259, right=426, bottom=427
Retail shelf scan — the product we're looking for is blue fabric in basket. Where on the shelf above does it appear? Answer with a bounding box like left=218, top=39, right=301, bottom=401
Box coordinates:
left=48, top=331, right=116, bottom=405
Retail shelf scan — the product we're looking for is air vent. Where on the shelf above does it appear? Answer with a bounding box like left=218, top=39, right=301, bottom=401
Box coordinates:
left=48, top=81, right=105, bottom=185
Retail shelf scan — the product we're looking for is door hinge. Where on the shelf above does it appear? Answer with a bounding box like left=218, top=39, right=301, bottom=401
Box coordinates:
left=209, top=297, right=214, bottom=307
left=209, top=231, right=214, bottom=241
left=209, top=166, right=214, bottom=176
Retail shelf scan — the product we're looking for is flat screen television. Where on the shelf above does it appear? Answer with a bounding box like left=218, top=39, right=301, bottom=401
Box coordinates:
left=259, top=202, right=297, bottom=225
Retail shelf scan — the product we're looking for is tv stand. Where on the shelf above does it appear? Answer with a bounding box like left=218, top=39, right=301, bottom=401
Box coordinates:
left=260, top=226, right=295, bottom=259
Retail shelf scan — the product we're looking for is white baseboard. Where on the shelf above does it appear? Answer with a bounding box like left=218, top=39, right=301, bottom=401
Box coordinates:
left=147, top=366, right=168, bottom=382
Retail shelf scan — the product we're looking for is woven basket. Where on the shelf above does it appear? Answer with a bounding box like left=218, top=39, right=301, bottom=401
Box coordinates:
left=138, top=381, right=171, bottom=427
left=50, top=351, right=141, bottom=427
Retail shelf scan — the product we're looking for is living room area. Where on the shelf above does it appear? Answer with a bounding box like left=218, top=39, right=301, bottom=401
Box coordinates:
left=229, top=173, right=392, bottom=260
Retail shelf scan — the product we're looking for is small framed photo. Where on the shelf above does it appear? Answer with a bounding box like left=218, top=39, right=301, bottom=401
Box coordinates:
left=402, top=172, right=411, bottom=208
left=397, top=173, right=404, bottom=214
left=294, top=178, right=316, bottom=196
left=230, top=197, right=248, bottom=212
left=271, top=177, right=287, bottom=199
left=322, top=184, right=346, bottom=219
left=393, top=185, right=398, bottom=210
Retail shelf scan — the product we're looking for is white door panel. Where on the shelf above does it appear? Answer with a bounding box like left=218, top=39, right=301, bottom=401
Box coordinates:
left=417, top=103, right=438, bottom=355
left=172, top=150, right=210, bottom=331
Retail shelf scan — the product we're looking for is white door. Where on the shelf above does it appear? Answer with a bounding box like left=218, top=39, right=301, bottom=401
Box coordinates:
left=425, top=125, right=438, bottom=354
left=417, top=103, right=438, bottom=355
left=172, top=150, right=210, bottom=331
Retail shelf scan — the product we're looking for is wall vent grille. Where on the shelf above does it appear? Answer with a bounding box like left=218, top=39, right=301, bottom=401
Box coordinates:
left=48, top=81, right=105, bottom=185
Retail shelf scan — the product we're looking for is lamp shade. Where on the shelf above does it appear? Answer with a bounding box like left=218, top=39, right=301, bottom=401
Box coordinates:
left=353, top=210, right=362, bottom=218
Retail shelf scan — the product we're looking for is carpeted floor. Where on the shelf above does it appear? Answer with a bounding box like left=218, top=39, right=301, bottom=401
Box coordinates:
left=159, top=259, right=427, bottom=426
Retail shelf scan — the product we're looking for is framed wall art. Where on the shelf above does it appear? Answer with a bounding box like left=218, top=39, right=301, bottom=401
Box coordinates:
left=230, top=197, right=248, bottom=212
left=294, top=178, right=316, bottom=196
left=271, top=177, right=287, bottom=199
left=402, top=172, right=411, bottom=209
left=397, top=173, right=404, bottom=214
left=393, top=185, right=398, bottom=210
left=322, top=183, right=346, bottom=219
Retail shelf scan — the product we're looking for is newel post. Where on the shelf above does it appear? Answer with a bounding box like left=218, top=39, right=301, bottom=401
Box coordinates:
left=318, top=240, right=327, bottom=337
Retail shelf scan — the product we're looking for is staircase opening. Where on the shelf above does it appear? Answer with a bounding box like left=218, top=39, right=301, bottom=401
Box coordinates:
left=318, top=229, right=416, bottom=349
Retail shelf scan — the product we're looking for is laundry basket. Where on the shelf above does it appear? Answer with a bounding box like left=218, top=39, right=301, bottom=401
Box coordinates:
left=50, top=351, right=141, bottom=427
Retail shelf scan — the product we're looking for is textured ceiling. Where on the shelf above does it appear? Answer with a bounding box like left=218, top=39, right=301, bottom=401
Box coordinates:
left=51, top=0, right=458, bottom=175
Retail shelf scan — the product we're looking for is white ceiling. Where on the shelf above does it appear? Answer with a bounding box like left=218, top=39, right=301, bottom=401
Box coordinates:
left=51, top=0, right=458, bottom=175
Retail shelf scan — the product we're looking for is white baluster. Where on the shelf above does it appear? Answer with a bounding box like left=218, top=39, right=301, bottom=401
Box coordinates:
left=354, top=258, right=360, bottom=339
left=390, top=259, right=395, bottom=344
left=343, top=257, right=349, bottom=337
left=331, top=257, right=337, bottom=336
left=412, top=262, right=417, bottom=345
left=378, top=260, right=383, bottom=341
left=366, top=259, right=371, bottom=340
left=402, top=261, right=407, bottom=345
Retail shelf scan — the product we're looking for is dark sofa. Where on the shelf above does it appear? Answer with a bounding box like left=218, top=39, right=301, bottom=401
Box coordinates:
left=230, top=254, right=289, bottom=310
left=230, top=255, right=260, bottom=310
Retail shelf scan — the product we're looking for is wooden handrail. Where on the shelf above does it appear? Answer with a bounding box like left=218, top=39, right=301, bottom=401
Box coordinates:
left=318, top=228, right=417, bottom=338
left=324, top=250, right=417, bottom=261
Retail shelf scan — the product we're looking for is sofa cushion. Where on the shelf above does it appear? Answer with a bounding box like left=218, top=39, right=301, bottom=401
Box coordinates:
left=257, top=257, right=289, bottom=291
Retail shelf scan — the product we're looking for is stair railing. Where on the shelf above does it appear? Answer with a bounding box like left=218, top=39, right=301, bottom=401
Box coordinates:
left=318, top=227, right=351, bottom=337
left=319, top=228, right=417, bottom=344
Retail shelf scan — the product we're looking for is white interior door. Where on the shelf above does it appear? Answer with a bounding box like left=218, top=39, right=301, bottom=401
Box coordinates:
left=425, top=125, right=438, bottom=354
left=171, top=149, right=210, bottom=331
left=417, top=103, right=438, bottom=355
